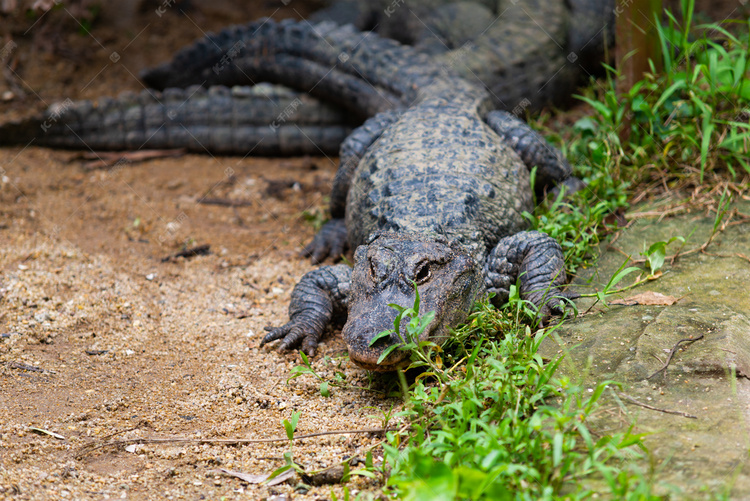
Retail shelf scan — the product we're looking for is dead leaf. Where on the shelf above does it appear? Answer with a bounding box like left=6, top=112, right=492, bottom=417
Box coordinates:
left=28, top=427, right=65, bottom=440
left=611, top=291, right=679, bottom=306
left=215, top=467, right=295, bottom=486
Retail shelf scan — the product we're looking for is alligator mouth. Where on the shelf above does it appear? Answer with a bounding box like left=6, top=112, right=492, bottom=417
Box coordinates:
left=344, top=333, right=412, bottom=372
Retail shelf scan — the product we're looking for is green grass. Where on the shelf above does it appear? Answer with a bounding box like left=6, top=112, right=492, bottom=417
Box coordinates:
left=376, top=295, right=660, bottom=500
left=572, top=1, right=750, bottom=188
left=527, top=0, right=749, bottom=281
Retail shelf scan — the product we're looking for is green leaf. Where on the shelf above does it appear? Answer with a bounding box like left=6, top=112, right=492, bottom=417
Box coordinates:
left=341, top=461, right=351, bottom=483
left=377, top=343, right=400, bottom=365
left=369, top=328, right=393, bottom=347
left=320, top=381, right=330, bottom=397
left=266, top=464, right=293, bottom=482
left=574, top=117, right=598, bottom=134
left=290, top=410, right=300, bottom=430
left=283, top=411, right=301, bottom=441
left=348, top=468, right=377, bottom=479
left=602, top=257, right=641, bottom=294
left=699, top=112, right=714, bottom=182
left=283, top=419, right=294, bottom=441
left=643, top=236, right=685, bottom=275
left=413, top=281, right=421, bottom=315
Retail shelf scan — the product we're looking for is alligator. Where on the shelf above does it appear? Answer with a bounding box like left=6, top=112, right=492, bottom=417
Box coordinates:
left=130, top=17, right=574, bottom=370
left=0, top=0, right=613, bottom=155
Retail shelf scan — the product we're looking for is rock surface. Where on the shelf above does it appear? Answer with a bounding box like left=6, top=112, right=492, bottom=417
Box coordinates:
left=541, top=200, right=750, bottom=497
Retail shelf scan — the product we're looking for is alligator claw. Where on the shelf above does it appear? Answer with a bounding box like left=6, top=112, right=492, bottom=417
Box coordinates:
left=301, top=219, right=348, bottom=263
left=262, top=324, right=319, bottom=357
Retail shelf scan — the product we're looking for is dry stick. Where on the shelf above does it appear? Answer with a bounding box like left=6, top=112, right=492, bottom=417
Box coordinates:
left=702, top=251, right=750, bottom=264
left=199, top=198, right=254, bottom=207
left=289, top=423, right=410, bottom=479
left=647, top=334, right=705, bottom=380
left=161, top=244, right=211, bottom=262
left=7, top=361, right=45, bottom=372
left=617, top=392, right=697, bottom=419
left=626, top=204, right=689, bottom=220
left=76, top=427, right=400, bottom=459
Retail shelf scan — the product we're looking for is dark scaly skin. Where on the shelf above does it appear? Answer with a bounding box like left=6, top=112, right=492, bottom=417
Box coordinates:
left=218, top=20, right=575, bottom=369
left=143, top=0, right=611, bottom=111
left=0, top=84, right=354, bottom=155
left=2, top=15, right=577, bottom=369
left=0, top=1, right=613, bottom=155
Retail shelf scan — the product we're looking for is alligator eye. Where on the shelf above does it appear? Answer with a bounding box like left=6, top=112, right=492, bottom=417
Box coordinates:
left=414, top=262, right=431, bottom=284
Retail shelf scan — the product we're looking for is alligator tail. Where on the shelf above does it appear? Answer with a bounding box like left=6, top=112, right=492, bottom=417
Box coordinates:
left=140, top=19, right=446, bottom=119
left=0, top=84, right=353, bottom=155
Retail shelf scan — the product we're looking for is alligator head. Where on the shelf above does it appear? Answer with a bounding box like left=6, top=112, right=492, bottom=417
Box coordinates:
left=343, top=232, right=479, bottom=371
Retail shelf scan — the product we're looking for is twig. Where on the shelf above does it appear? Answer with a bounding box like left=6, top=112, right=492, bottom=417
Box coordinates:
left=647, top=334, right=704, bottom=380
left=702, top=251, right=750, bottom=264
left=7, top=361, right=45, bottom=372
left=616, top=392, right=697, bottom=419
left=620, top=207, right=748, bottom=268
left=198, top=198, right=254, bottom=207
left=74, top=149, right=186, bottom=169
left=625, top=205, right=689, bottom=220
left=76, top=427, right=399, bottom=458
left=161, top=244, right=211, bottom=262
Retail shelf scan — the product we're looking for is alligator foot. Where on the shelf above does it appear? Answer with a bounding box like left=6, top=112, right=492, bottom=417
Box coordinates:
left=301, top=219, right=348, bottom=263
left=484, top=230, right=570, bottom=318
left=262, top=264, right=351, bottom=356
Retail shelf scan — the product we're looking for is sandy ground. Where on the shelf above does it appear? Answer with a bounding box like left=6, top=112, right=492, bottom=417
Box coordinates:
left=1, top=2, right=391, bottom=499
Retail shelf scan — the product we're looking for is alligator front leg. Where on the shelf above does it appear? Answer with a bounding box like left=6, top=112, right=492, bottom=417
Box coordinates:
left=484, top=231, right=570, bottom=317
left=262, top=264, right=351, bottom=356
left=485, top=110, right=577, bottom=196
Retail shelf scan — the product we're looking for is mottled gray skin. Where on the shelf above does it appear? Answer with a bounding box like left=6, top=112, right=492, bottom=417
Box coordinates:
left=0, top=0, right=612, bottom=155
left=143, top=0, right=612, bottom=112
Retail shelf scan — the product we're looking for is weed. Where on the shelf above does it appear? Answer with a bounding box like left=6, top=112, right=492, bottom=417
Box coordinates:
left=267, top=411, right=305, bottom=482
left=301, top=207, right=328, bottom=232
left=374, top=294, right=661, bottom=500
left=572, top=1, right=750, bottom=189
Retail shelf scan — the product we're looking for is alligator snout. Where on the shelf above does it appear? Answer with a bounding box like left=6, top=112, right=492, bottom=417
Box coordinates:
left=343, top=292, right=414, bottom=371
